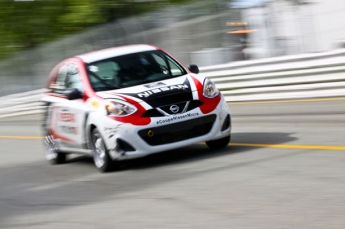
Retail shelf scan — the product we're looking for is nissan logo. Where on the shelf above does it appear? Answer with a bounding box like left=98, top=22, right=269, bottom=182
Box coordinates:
left=170, top=105, right=179, bottom=114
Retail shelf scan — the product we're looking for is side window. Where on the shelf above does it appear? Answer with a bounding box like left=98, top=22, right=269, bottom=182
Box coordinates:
left=55, top=63, right=83, bottom=94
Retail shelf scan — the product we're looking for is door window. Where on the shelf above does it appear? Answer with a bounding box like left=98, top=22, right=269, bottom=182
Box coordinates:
left=54, top=63, right=83, bottom=94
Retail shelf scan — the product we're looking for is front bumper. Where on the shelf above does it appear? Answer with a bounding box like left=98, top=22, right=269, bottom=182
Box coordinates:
left=99, top=95, right=231, bottom=161
left=138, top=114, right=216, bottom=146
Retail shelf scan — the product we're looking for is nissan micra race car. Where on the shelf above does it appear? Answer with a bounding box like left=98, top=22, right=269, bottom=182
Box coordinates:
left=41, top=44, right=231, bottom=172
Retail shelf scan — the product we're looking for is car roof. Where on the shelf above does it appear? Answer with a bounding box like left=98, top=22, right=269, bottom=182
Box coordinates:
left=77, top=44, right=157, bottom=63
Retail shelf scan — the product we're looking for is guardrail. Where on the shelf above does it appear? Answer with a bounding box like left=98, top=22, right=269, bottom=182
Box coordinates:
left=1, top=49, right=345, bottom=119
left=203, top=54, right=345, bottom=102
left=0, top=89, right=47, bottom=119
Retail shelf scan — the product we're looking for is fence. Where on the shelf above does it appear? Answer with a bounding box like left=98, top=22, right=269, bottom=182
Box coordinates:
left=202, top=48, right=345, bottom=101
left=0, top=2, right=241, bottom=97
left=1, top=48, right=344, bottom=119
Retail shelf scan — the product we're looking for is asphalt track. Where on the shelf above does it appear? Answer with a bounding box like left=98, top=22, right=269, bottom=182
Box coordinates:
left=0, top=98, right=344, bottom=229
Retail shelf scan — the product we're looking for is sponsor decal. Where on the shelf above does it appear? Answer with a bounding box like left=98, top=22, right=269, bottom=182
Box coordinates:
left=91, top=99, right=100, bottom=108
left=88, top=65, right=99, bottom=72
left=59, top=112, right=76, bottom=123
left=57, top=110, right=78, bottom=135
left=156, top=112, right=199, bottom=125
left=60, top=126, right=78, bottom=135
left=118, top=78, right=193, bottom=108
left=49, top=107, right=74, bottom=142
left=144, top=82, right=166, bottom=88
left=137, top=84, right=189, bottom=98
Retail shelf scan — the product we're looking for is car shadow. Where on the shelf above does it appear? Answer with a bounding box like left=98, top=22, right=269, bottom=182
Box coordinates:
left=125, top=131, right=298, bottom=171
left=68, top=132, right=298, bottom=172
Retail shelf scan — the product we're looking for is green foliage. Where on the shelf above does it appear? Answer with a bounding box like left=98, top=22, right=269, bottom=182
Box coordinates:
left=0, top=0, right=68, bottom=58
left=0, top=0, right=195, bottom=60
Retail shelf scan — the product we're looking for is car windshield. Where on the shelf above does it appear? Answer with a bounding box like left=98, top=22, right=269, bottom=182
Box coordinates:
left=86, top=50, right=188, bottom=92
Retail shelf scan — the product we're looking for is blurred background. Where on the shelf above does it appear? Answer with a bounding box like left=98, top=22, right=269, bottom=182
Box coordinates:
left=0, top=0, right=345, bottom=96
left=1, top=3, right=345, bottom=227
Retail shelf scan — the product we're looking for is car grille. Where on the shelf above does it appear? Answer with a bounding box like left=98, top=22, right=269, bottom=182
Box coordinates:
left=138, top=114, right=216, bottom=146
left=142, top=100, right=203, bottom=117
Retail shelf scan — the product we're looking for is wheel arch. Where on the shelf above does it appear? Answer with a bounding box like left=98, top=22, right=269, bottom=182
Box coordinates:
left=85, top=112, right=110, bottom=151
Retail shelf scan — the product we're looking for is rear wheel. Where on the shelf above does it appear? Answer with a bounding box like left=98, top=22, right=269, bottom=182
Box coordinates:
left=91, top=128, right=117, bottom=172
left=206, top=134, right=230, bottom=150
left=43, top=104, right=66, bottom=164
left=44, top=135, right=66, bottom=164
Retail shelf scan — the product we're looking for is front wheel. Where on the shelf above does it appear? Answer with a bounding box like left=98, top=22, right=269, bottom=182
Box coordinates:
left=206, top=134, right=230, bottom=150
left=91, top=128, right=117, bottom=172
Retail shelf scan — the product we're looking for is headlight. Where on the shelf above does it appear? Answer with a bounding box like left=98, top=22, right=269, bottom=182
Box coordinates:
left=105, top=100, right=137, bottom=117
left=203, top=78, right=219, bottom=98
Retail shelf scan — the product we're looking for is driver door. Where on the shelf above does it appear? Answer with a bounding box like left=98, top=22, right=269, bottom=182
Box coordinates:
left=49, top=62, right=87, bottom=149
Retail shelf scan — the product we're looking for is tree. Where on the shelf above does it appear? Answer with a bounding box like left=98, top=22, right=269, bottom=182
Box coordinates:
left=0, top=0, right=196, bottom=59
left=0, top=0, right=69, bottom=58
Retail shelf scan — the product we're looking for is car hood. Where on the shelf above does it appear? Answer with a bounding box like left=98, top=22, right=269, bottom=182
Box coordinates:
left=96, top=75, right=200, bottom=107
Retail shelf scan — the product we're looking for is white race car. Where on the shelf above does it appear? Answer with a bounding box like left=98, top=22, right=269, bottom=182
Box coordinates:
left=41, top=44, right=231, bottom=172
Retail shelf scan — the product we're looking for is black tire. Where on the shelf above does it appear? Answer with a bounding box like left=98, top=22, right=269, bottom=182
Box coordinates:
left=206, top=134, right=231, bottom=150
left=55, top=153, right=66, bottom=164
left=91, top=128, right=116, bottom=172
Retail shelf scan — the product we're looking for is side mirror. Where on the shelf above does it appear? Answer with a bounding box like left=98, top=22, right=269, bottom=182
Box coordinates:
left=65, top=88, right=83, bottom=100
left=188, top=64, right=199, bottom=74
